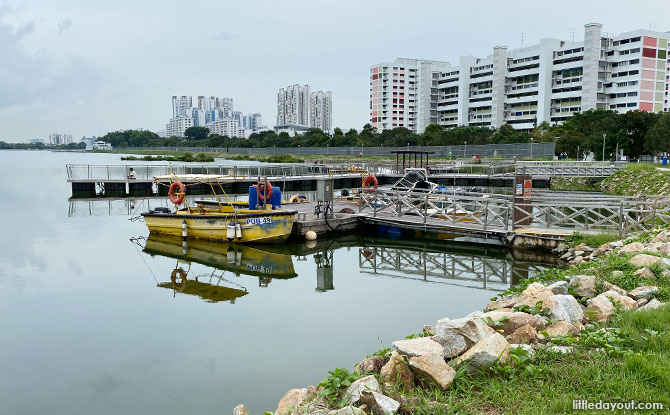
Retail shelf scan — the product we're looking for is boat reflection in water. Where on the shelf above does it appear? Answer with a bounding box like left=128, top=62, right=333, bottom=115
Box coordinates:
left=141, top=234, right=297, bottom=302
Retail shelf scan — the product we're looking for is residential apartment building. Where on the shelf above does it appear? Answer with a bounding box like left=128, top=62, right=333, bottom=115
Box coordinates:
left=48, top=133, right=72, bottom=145
left=371, top=24, right=670, bottom=133
left=277, top=84, right=311, bottom=127
left=310, top=91, right=332, bottom=131
left=164, top=95, right=266, bottom=138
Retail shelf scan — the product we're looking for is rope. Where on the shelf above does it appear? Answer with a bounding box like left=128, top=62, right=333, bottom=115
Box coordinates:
left=129, top=236, right=158, bottom=285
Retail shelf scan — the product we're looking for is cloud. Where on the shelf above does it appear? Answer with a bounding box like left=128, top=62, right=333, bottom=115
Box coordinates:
left=57, top=17, right=72, bottom=34
left=211, top=31, right=238, bottom=41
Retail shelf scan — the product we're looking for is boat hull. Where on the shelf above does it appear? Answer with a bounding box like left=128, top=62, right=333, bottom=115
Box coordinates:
left=142, top=210, right=296, bottom=243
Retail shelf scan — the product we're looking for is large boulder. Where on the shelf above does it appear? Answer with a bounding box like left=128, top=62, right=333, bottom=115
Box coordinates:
left=569, top=275, right=597, bottom=298
left=391, top=337, right=442, bottom=358
left=620, top=242, right=645, bottom=254
left=481, top=311, right=545, bottom=335
left=628, top=286, right=659, bottom=300
left=514, top=282, right=554, bottom=308
left=547, top=280, right=569, bottom=295
left=602, top=281, right=627, bottom=296
left=342, top=375, right=380, bottom=405
left=629, top=254, right=662, bottom=267
left=507, top=324, right=538, bottom=344
left=585, top=295, right=616, bottom=323
left=329, top=407, right=366, bottom=415
left=486, top=296, right=519, bottom=311
left=358, top=391, right=400, bottom=415
left=544, top=295, right=584, bottom=323
left=544, top=321, right=580, bottom=337
left=408, top=353, right=456, bottom=390
left=355, top=356, right=389, bottom=374
left=379, top=351, right=414, bottom=390
left=433, top=316, right=495, bottom=358
left=600, top=290, right=637, bottom=310
left=451, top=332, right=510, bottom=372
left=276, top=389, right=309, bottom=415
left=638, top=298, right=665, bottom=311
left=633, top=268, right=655, bottom=279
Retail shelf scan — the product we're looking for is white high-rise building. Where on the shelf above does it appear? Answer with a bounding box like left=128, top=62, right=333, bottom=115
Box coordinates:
left=277, top=84, right=311, bottom=127
left=48, top=133, right=73, bottom=145
left=163, top=95, right=258, bottom=138
left=310, top=91, right=332, bottom=132
left=371, top=24, right=670, bottom=133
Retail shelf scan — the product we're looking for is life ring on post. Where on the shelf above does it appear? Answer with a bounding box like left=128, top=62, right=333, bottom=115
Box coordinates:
left=257, top=181, right=273, bottom=202
left=170, top=268, right=187, bottom=291
left=168, top=181, right=186, bottom=205
left=288, top=195, right=301, bottom=204
left=362, top=175, right=378, bottom=193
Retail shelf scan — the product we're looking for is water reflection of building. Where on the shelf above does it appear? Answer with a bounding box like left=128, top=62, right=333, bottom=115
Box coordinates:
left=358, top=246, right=550, bottom=291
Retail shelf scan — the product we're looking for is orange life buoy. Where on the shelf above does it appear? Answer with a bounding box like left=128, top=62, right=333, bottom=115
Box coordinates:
left=363, top=175, right=378, bottom=192
left=171, top=268, right=187, bottom=291
left=288, top=195, right=301, bottom=204
left=256, top=181, right=273, bottom=202
left=168, top=181, right=186, bottom=205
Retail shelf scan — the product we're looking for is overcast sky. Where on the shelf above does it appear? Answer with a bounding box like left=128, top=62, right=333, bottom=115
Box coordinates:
left=1, top=0, right=669, bottom=141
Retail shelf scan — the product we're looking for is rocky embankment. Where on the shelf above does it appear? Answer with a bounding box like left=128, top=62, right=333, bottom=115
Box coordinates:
left=233, top=230, right=669, bottom=415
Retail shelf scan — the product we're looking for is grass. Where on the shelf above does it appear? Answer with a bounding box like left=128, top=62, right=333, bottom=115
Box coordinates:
left=120, top=152, right=214, bottom=162
left=550, top=177, right=604, bottom=192
left=601, top=164, right=670, bottom=196
left=222, top=153, right=305, bottom=163
left=564, top=231, right=621, bottom=249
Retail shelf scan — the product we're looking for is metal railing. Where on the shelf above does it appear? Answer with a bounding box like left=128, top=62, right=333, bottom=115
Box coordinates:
left=356, top=188, right=670, bottom=236
left=515, top=161, right=627, bottom=177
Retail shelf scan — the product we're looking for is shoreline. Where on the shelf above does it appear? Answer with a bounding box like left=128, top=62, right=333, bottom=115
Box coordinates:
left=241, top=227, right=669, bottom=415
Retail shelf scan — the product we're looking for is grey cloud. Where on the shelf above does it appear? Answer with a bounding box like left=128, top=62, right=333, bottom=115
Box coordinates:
left=14, top=21, right=34, bottom=38
left=211, top=31, right=238, bottom=41
left=57, top=17, right=72, bottom=34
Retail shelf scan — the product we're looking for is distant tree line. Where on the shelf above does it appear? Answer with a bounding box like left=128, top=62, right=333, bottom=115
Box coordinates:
left=97, top=109, right=670, bottom=158
left=0, top=141, right=87, bottom=150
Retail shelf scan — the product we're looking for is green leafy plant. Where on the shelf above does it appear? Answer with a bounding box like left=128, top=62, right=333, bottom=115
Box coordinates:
left=366, top=348, right=391, bottom=358
left=317, top=368, right=362, bottom=403
left=514, top=301, right=550, bottom=317
left=492, top=346, right=542, bottom=378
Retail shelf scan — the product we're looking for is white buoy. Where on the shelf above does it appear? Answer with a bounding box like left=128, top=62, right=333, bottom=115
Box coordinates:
left=305, top=231, right=317, bottom=241
left=181, top=220, right=188, bottom=240
left=305, top=240, right=317, bottom=249
left=227, top=222, right=235, bottom=240
left=235, top=223, right=242, bottom=239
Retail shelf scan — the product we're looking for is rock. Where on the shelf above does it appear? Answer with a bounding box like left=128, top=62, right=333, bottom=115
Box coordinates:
left=651, top=233, right=668, bottom=243
left=637, top=298, right=649, bottom=307
left=276, top=389, right=309, bottom=415
left=422, top=325, right=436, bottom=335
left=408, top=353, right=456, bottom=390
left=574, top=243, right=589, bottom=251
left=544, top=294, right=584, bottom=323
left=638, top=298, right=665, bottom=311
left=329, top=406, right=366, bottom=415
left=544, top=321, right=580, bottom=337
left=662, top=258, right=670, bottom=268
left=379, top=351, right=414, bottom=390
left=634, top=268, right=655, bottom=279
left=568, top=257, right=585, bottom=267
left=560, top=251, right=572, bottom=260
left=602, top=281, right=627, bottom=296
left=343, top=375, right=380, bottom=405
left=585, top=295, right=615, bottom=323
left=629, top=254, right=662, bottom=267
left=620, top=242, right=645, bottom=254
left=599, top=290, right=637, bottom=310
left=547, top=280, right=569, bottom=295
left=233, top=404, right=249, bottom=415
left=358, top=391, right=400, bottom=415
left=451, top=332, right=510, bottom=372
left=486, top=296, right=519, bottom=311
left=515, top=282, right=554, bottom=308
left=481, top=311, right=545, bottom=335
left=555, top=242, right=568, bottom=254
left=569, top=275, right=597, bottom=298
left=355, top=356, right=389, bottom=374
left=628, top=286, right=659, bottom=299
left=507, top=324, right=538, bottom=344
left=545, top=345, right=574, bottom=354
left=610, top=240, right=623, bottom=248
left=392, top=337, right=442, bottom=358
left=611, top=270, right=624, bottom=278
left=574, top=250, right=585, bottom=257
left=648, top=242, right=669, bottom=255
left=433, top=316, right=495, bottom=358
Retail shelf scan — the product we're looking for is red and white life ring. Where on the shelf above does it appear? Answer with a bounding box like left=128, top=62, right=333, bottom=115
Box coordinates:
left=363, top=175, right=378, bottom=192
left=168, top=181, right=186, bottom=205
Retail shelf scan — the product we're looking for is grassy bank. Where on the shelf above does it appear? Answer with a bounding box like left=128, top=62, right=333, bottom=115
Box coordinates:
left=120, top=152, right=214, bottom=162
left=222, top=154, right=306, bottom=163
left=601, top=164, right=670, bottom=196
left=550, top=177, right=604, bottom=192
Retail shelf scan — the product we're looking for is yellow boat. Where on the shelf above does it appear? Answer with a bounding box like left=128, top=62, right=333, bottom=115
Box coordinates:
left=142, top=175, right=297, bottom=243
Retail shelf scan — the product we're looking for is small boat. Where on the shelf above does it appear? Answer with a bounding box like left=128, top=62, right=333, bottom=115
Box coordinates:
left=142, top=175, right=297, bottom=243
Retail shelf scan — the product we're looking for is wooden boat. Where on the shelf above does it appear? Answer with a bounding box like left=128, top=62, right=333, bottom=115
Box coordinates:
left=142, top=175, right=297, bottom=243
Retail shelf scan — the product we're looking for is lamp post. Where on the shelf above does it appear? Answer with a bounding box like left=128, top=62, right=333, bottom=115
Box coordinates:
left=464, top=141, right=467, bottom=159
left=602, top=133, right=606, bottom=162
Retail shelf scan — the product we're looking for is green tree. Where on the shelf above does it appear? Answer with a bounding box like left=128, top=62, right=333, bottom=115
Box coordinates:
left=644, top=112, right=670, bottom=154
left=421, top=123, right=445, bottom=145
left=184, top=126, right=210, bottom=140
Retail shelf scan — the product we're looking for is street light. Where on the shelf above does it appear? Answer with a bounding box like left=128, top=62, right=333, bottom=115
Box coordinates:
left=464, top=141, right=467, bottom=159
left=602, top=133, right=606, bottom=162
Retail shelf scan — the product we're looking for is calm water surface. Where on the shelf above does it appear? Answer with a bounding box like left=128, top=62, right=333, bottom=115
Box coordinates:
left=0, top=151, right=556, bottom=414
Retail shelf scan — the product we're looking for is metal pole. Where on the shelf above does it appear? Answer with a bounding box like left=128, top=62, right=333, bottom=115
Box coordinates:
left=602, top=133, right=606, bottom=162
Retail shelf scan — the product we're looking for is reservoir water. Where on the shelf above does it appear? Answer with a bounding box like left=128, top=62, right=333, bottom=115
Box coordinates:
left=0, top=151, right=558, bottom=414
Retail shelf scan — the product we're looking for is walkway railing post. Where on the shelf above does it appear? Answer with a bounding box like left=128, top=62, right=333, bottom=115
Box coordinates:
left=651, top=200, right=657, bottom=230
left=619, top=201, right=625, bottom=237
